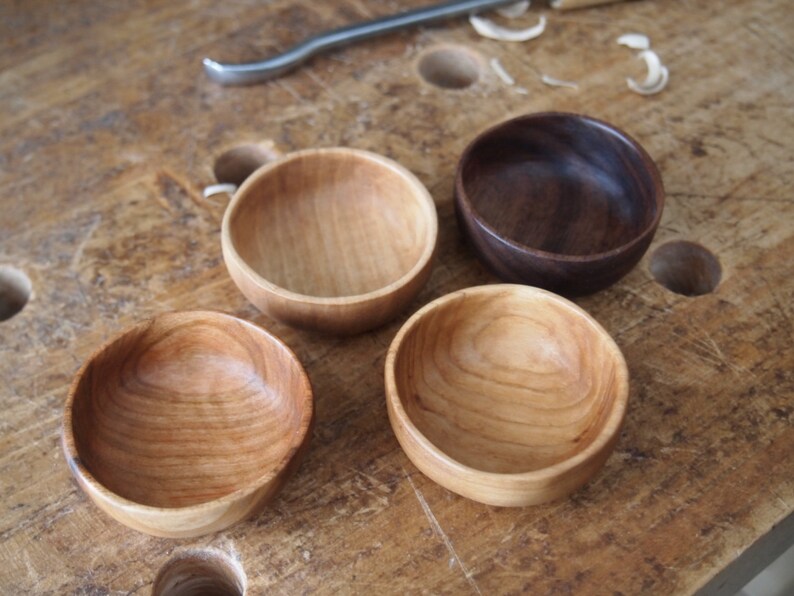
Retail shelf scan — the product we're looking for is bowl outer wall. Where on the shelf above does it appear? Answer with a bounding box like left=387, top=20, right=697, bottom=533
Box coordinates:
left=61, top=310, right=314, bottom=538
left=454, top=112, right=665, bottom=296
left=221, top=147, right=439, bottom=335
left=384, top=284, right=630, bottom=506
left=454, top=204, right=659, bottom=296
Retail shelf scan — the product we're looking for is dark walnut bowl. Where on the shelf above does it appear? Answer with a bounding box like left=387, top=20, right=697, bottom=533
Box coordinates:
left=62, top=311, right=313, bottom=538
left=455, top=112, right=664, bottom=295
left=385, top=284, right=629, bottom=507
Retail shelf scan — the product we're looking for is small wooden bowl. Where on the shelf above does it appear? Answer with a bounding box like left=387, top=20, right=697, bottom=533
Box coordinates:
left=62, top=311, right=313, bottom=538
left=222, top=148, right=438, bottom=335
left=385, top=284, right=629, bottom=506
left=455, top=112, right=664, bottom=295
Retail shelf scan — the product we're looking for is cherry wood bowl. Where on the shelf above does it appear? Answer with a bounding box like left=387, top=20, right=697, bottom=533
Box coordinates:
left=385, top=284, right=629, bottom=507
left=222, top=148, right=438, bottom=335
left=62, top=311, right=313, bottom=538
left=455, top=112, right=664, bottom=295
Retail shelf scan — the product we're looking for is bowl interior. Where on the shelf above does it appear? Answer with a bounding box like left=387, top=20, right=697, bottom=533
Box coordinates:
left=393, top=288, right=625, bottom=474
left=460, top=114, right=660, bottom=256
left=228, top=151, right=433, bottom=298
left=69, top=313, right=310, bottom=508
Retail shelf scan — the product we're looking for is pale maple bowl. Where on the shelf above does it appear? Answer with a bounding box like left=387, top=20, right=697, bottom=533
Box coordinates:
left=62, top=311, right=313, bottom=538
left=222, top=148, right=438, bottom=335
left=385, top=284, right=629, bottom=507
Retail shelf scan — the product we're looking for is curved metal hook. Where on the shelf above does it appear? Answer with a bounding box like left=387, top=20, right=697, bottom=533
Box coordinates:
left=203, top=0, right=520, bottom=85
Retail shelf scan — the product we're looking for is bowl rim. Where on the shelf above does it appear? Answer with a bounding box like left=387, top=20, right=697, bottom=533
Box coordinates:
left=221, top=147, right=439, bottom=307
left=61, top=310, right=314, bottom=516
left=385, top=284, right=630, bottom=483
left=454, top=111, right=665, bottom=263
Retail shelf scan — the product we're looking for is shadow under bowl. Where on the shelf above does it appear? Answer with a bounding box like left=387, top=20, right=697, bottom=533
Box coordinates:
left=455, top=112, right=664, bottom=295
left=385, top=284, right=629, bottom=506
left=222, top=148, right=438, bottom=335
left=62, top=311, right=313, bottom=538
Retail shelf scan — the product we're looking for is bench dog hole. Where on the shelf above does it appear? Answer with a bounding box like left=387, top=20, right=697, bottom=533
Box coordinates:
left=0, top=266, right=32, bottom=322
left=417, top=45, right=482, bottom=89
left=152, top=550, right=246, bottom=596
left=213, top=142, right=280, bottom=187
left=650, top=241, right=721, bottom=296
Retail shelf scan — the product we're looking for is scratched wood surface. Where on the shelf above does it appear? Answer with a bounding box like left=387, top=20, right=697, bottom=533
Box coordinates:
left=1, top=0, right=792, bottom=594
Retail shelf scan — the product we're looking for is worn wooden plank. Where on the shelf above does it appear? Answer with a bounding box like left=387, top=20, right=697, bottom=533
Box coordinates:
left=1, top=0, right=792, bottom=593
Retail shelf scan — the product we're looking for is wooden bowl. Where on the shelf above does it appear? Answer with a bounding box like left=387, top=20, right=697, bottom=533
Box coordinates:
left=62, top=311, right=313, bottom=538
left=385, top=284, right=629, bottom=506
left=455, top=112, right=664, bottom=295
left=222, top=148, right=438, bottom=335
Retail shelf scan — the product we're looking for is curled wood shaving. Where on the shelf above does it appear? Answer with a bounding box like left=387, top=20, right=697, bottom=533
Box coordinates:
left=627, top=64, right=669, bottom=95
left=490, top=58, right=515, bottom=85
left=203, top=183, right=238, bottom=198
left=636, top=49, right=663, bottom=86
left=469, top=14, right=546, bottom=42
left=616, top=33, right=650, bottom=50
left=627, top=50, right=669, bottom=95
left=497, top=1, right=531, bottom=18
left=541, top=74, right=579, bottom=89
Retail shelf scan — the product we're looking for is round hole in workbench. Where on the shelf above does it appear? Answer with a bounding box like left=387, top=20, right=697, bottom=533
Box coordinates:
left=417, top=45, right=482, bottom=89
left=152, top=550, right=246, bottom=596
left=213, top=143, right=280, bottom=187
left=0, top=266, right=32, bottom=322
left=650, top=241, right=721, bottom=296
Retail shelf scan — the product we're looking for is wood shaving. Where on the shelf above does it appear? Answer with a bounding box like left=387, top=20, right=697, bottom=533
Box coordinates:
left=632, top=49, right=663, bottom=86
left=627, top=64, right=669, bottom=95
left=541, top=74, right=579, bottom=89
left=203, top=183, right=238, bottom=198
left=490, top=58, right=515, bottom=85
left=617, top=33, right=651, bottom=50
left=627, top=50, right=669, bottom=95
left=469, top=14, right=546, bottom=42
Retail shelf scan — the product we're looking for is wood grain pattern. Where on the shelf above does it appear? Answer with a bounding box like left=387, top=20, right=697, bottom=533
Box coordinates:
left=455, top=112, right=664, bottom=295
left=222, top=148, right=438, bottom=335
left=1, top=0, right=793, bottom=593
left=62, top=311, right=313, bottom=538
left=386, top=284, right=629, bottom=506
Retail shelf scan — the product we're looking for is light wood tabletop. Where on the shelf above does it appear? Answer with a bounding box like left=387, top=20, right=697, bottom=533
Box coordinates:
left=1, top=0, right=792, bottom=593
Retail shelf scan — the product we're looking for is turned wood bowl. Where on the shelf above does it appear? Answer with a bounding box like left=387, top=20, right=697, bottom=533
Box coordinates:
left=455, top=112, right=664, bottom=295
left=385, top=284, right=629, bottom=506
left=62, top=311, right=313, bottom=538
left=222, top=148, right=438, bottom=335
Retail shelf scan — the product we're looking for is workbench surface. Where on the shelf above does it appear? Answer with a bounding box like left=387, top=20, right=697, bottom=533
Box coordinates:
left=1, top=0, right=792, bottom=593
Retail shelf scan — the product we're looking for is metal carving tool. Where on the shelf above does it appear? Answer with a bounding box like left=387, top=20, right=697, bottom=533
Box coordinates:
left=203, top=0, right=520, bottom=85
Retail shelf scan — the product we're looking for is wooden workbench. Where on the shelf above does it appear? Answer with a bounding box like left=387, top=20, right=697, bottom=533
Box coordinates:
left=1, top=0, right=792, bottom=593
